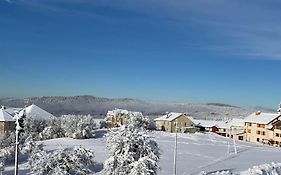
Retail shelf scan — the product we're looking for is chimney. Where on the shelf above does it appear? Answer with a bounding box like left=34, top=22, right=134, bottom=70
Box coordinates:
left=278, top=102, right=281, bottom=114
left=256, top=111, right=261, bottom=115
left=166, top=112, right=169, bottom=118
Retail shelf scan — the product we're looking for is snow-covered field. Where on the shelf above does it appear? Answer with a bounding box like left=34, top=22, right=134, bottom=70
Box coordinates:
left=4, top=131, right=281, bottom=175
left=154, top=132, right=281, bottom=174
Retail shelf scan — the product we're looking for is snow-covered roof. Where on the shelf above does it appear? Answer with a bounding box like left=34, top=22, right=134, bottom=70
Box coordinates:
left=21, top=104, right=54, bottom=120
left=5, top=108, right=23, bottom=116
left=244, top=112, right=280, bottom=124
left=192, top=119, right=218, bottom=128
left=216, top=121, right=229, bottom=129
left=192, top=119, right=229, bottom=129
left=228, top=118, right=245, bottom=127
left=154, top=112, right=187, bottom=122
left=0, top=109, right=15, bottom=122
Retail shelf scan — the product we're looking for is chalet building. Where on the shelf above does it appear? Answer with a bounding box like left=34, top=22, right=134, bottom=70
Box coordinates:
left=105, top=109, right=145, bottom=128
left=226, top=118, right=245, bottom=141
left=191, top=119, right=219, bottom=132
left=105, top=109, right=128, bottom=128
left=215, top=121, right=229, bottom=137
left=192, top=119, right=229, bottom=136
left=0, top=107, right=15, bottom=133
left=228, top=118, right=245, bottom=130
left=154, top=112, right=197, bottom=133
left=244, top=110, right=281, bottom=145
left=192, top=118, right=245, bottom=140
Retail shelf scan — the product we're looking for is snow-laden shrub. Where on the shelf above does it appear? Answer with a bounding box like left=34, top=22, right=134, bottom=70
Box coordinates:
left=23, top=117, right=48, bottom=140
left=29, top=146, right=95, bottom=175
left=241, top=162, right=281, bottom=175
left=38, top=115, right=97, bottom=140
left=60, top=115, right=97, bottom=139
left=199, top=162, right=281, bottom=175
left=21, top=139, right=43, bottom=155
left=104, top=110, right=160, bottom=175
left=0, top=146, right=15, bottom=163
left=0, top=132, right=15, bottom=149
left=39, top=117, right=66, bottom=140
left=39, top=126, right=65, bottom=140
left=199, top=171, right=232, bottom=175
left=0, top=157, right=4, bottom=174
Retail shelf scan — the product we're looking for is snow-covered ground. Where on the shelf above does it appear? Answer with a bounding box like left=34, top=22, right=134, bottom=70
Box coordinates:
left=4, top=131, right=281, bottom=175
left=154, top=132, right=281, bottom=174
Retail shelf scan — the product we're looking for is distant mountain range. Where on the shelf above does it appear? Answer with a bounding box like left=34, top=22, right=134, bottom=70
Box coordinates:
left=0, top=95, right=268, bottom=119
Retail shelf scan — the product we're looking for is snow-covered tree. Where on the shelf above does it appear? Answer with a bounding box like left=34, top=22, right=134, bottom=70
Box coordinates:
left=0, top=146, right=15, bottom=163
left=21, top=139, right=43, bottom=155
left=29, top=146, right=95, bottom=175
left=0, top=157, right=4, bottom=175
left=0, top=132, right=15, bottom=149
left=23, top=117, right=47, bottom=140
left=60, top=115, right=97, bottom=139
left=104, top=109, right=160, bottom=175
left=38, top=115, right=97, bottom=140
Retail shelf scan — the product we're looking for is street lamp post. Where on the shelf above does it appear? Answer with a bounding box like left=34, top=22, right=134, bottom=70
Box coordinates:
left=173, top=119, right=178, bottom=175
left=14, top=110, right=25, bottom=175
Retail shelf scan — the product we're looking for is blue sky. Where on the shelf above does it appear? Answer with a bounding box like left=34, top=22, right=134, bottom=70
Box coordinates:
left=0, top=0, right=281, bottom=109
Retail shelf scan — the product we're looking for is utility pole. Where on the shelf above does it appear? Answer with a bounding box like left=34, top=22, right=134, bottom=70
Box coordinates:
left=14, top=129, right=19, bottom=175
left=228, top=126, right=237, bottom=155
left=173, top=119, right=178, bottom=175
left=14, top=111, right=25, bottom=175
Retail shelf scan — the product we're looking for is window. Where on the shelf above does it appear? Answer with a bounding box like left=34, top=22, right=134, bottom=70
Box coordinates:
left=276, top=133, right=280, bottom=137
left=257, top=138, right=260, bottom=142
left=238, top=136, right=243, bottom=140
left=276, top=141, right=279, bottom=145
left=248, top=129, right=251, bottom=133
left=249, top=123, right=252, bottom=126
left=257, top=131, right=261, bottom=135
left=257, top=124, right=265, bottom=128
left=262, top=131, right=265, bottom=135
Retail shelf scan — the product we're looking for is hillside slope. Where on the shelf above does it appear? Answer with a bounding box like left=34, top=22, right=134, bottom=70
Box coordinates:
left=0, top=96, right=254, bottom=119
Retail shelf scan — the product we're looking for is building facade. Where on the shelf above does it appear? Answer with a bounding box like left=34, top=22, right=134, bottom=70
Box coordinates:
left=244, top=111, right=281, bottom=144
left=0, top=107, right=15, bottom=133
left=154, top=112, right=196, bottom=133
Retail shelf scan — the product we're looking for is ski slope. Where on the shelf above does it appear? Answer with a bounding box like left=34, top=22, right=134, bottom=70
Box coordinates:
left=4, top=131, right=281, bottom=175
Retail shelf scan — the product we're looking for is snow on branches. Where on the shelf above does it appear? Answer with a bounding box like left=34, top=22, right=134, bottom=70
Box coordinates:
left=29, top=146, right=95, bottom=175
left=104, top=109, right=160, bottom=175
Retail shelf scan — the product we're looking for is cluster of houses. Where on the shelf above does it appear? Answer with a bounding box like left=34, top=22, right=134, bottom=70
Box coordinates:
left=106, top=103, right=281, bottom=147
left=2, top=102, right=281, bottom=147
left=0, top=104, right=54, bottom=133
